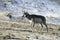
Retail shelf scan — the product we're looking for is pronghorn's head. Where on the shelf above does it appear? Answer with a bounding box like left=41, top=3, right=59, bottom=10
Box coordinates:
left=22, top=11, right=29, bottom=17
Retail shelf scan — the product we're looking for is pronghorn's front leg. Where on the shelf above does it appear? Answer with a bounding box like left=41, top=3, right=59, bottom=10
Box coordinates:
left=29, top=20, right=32, bottom=25
left=31, top=18, right=35, bottom=27
left=28, top=18, right=35, bottom=27
left=32, top=22, right=35, bottom=27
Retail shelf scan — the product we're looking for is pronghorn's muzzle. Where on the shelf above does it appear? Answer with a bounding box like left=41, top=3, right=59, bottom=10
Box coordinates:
left=22, top=14, right=26, bottom=17
left=21, top=14, right=26, bottom=20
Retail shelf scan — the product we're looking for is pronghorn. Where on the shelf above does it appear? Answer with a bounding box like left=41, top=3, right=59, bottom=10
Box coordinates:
left=22, top=11, right=48, bottom=32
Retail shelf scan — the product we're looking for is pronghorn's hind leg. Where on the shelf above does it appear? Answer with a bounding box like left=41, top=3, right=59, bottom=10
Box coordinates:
left=41, top=23, right=43, bottom=28
left=40, top=23, right=43, bottom=31
left=43, top=23, right=48, bottom=32
left=42, top=17, right=48, bottom=32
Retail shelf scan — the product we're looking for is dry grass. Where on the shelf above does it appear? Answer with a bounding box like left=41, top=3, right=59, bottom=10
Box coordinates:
left=0, top=19, right=60, bottom=40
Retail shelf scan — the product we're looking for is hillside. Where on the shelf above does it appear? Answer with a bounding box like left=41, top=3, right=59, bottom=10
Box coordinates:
left=0, top=20, right=60, bottom=40
left=0, top=0, right=60, bottom=23
left=0, top=0, right=60, bottom=40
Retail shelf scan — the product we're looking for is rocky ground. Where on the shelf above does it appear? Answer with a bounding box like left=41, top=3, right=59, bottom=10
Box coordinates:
left=0, top=19, right=60, bottom=40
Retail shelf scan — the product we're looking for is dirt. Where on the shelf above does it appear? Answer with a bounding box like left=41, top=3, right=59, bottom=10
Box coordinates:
left=0, top=19, right=60, bottom=40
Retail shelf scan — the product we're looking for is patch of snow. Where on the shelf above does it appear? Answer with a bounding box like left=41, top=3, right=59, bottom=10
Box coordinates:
left=0, top=0, right=60, bottom=24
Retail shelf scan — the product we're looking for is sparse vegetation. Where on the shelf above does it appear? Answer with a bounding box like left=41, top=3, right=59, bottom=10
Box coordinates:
left=0, top=19, right=60, bottom=40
